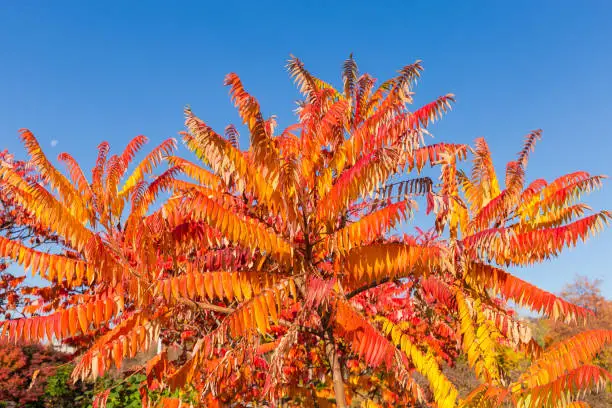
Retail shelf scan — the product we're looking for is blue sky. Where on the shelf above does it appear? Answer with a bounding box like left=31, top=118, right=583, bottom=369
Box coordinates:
left=1, top=1, right=611, bottom=296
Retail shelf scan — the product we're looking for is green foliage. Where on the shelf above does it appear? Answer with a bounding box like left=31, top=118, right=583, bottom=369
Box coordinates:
left=43, top=364, right=90, bottom=408
left=43, top=363, right=198, bottom=408
left=44, top=366, right=147, bottom=408
left=44, top=365, right=75, bottom=406
left=88, top=374, right=145, bottom=408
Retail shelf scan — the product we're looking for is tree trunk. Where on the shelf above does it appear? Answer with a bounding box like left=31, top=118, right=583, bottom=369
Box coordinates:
left=324, top=328, right=347, bottom=408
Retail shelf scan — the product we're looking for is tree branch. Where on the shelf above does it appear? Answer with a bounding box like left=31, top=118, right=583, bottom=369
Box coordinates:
left=279, top=318, right=322, bottom=337
left=346, top=277, right=391, bottom=299
left=324, top=327, right=347, bottom=408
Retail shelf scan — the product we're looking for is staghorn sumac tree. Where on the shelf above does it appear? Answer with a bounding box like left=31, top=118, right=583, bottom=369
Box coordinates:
left=0, top=56, right=610, bottom=407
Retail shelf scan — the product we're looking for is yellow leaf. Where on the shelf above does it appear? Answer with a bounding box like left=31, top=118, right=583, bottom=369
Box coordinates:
left=253, top=297, right=267, bottom=334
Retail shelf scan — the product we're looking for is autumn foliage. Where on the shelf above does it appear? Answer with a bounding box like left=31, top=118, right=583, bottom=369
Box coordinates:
left=0, top=343, right=68, bottom=406
left=0, top=56, right=611, bottom=407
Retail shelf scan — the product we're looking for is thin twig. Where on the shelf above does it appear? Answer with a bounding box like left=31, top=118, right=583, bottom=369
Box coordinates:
left=346, top=277, right=391, bottom=299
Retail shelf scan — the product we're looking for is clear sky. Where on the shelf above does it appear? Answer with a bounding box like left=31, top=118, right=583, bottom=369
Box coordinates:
left=1, top=1, right=611, bottom=297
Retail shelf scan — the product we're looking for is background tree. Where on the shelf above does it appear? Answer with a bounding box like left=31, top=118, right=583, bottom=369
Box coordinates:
left=539, top=277, right=612, bottom=348
left=0, top=342, right=70, bottom=407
